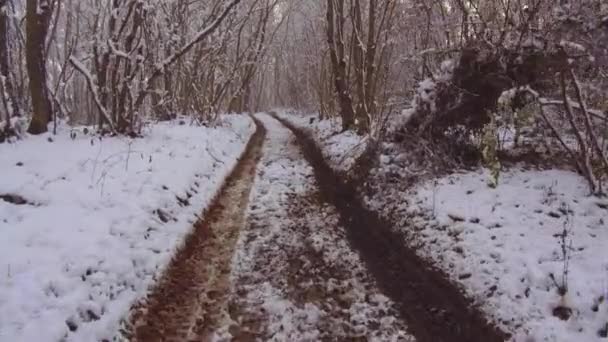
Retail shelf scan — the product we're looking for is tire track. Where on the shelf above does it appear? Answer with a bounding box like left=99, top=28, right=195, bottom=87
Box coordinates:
left=127, top=116, right=266, bottom=342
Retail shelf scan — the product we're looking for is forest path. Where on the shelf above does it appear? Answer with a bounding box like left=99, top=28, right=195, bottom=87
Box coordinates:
left=127, top=113, right=506, bottom=342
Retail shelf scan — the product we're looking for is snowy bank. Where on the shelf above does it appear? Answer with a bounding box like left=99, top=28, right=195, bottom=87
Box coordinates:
left=0, top=115, right=254, bottom=341
left=399, top=169, right=608, bottom=341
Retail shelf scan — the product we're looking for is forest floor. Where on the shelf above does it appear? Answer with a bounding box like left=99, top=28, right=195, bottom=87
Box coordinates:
left=127, top=113, right=505, bottom=342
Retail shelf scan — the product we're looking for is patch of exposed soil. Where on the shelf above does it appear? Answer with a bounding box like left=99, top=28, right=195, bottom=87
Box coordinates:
left=126, top=116, right=266, bottom=342
left=0, top=193, right=30, bottom=205
left=273, top=113, right=509, bottom=342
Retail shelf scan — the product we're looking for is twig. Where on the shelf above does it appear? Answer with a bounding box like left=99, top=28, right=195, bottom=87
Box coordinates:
left=206, top=146, right=224, bottom=164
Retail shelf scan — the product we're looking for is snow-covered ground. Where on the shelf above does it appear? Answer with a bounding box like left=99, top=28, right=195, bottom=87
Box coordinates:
left=0, top=115, right=254, bottom=341
left=400, top=169, right=608, bottom=341
left=281, top=111, right=608, bottom=341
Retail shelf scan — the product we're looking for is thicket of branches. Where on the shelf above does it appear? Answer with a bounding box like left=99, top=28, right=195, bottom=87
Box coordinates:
left=0, top=0, right=280, bottom=137
left=398, top=0, right=608, bottom=194
left=259, top=0, right=607, bottom=194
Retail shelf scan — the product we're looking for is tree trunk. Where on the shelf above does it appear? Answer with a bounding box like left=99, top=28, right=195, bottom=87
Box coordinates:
left=326, top=0, right=355, bottom=131
left=26, top=0, right=54, bottom=134
left=352, top=0, right=369, bottom=134
left=0, top=0, right=21, bottom=121
left=363, top=0, right=377, bottom=132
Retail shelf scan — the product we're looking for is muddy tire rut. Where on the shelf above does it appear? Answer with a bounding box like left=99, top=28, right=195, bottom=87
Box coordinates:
left=128, top=117, right=266, bottom=342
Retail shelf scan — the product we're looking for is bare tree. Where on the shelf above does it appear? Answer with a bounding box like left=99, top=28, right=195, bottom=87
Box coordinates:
left=326, top=0, right=356, bottom=131
left=0, top=0, right=21, bottom=133
left=25, top=0, right=55, bottom=134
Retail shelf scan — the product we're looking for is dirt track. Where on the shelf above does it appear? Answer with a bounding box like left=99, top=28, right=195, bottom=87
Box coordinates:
left=128, top=117, right=266, bottom=341
left=126, top=113, right=507, bottom=342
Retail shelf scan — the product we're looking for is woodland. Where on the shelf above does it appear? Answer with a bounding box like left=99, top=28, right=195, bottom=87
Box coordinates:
left=1, top=0, right=608, bottom=341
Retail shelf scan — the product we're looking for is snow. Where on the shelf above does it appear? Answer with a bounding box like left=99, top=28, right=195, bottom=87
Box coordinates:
left=280, top=110, right=608, bottom=341
left=0, top=115, right=255, bottom=341
left=402, top=168, right=608, bottom=341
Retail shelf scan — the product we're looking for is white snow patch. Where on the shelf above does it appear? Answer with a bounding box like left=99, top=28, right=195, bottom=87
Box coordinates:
left=406, top=168, right=608, bottom=341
